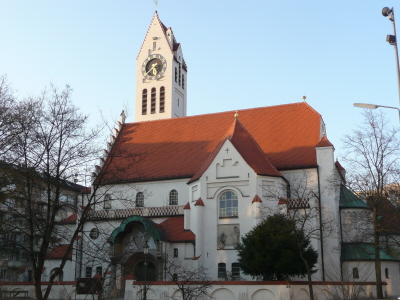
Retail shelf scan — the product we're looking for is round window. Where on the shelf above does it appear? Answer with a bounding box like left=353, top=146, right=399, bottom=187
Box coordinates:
left=89, top=228, right=99, bottom=239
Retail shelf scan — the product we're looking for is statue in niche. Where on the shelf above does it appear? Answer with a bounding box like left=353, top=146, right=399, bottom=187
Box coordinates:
left=231, top=226, right=240, bottom=249
left=218, top=232, right=227, bottom=249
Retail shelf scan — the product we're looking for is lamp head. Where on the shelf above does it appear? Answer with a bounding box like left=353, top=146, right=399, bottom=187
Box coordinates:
left=143, top=240, right=149, bottom=254
left=383, top=7, right=393, bottom=17
left=353, top=103, right=379, bottom=109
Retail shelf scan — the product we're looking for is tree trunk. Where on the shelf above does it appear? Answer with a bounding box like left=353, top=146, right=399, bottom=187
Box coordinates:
left=374, top=231, right=383, bottom=299
left=306, top=265, right=314, bottom=300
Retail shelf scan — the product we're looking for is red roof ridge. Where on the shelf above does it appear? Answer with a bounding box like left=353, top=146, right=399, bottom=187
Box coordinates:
left=315, top=135, right=334, bottom=148
left=194, top=198, right=204, bottom=206
left=183, top=202, right=191, bottom=209
left=252, top=195, right=262, bottom=203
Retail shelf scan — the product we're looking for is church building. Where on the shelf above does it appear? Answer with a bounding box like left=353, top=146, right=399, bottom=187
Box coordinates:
left=42, top=11, right=400, bottom=299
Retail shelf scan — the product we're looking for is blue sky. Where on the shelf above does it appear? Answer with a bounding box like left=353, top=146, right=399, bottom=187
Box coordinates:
left=1, top=1, right=399, bottom=161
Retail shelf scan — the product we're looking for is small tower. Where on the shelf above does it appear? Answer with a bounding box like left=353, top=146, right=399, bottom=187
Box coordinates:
left=135, top=11, right=187, bottom=122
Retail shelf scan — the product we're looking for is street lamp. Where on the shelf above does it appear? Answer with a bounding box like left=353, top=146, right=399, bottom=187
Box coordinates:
left=353, top=103, right=400, bottom=121
left=383, top=7, right=400, bottom=108
left=143, top=240, right=149, bottom=300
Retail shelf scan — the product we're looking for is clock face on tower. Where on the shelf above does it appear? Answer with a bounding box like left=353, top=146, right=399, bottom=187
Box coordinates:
left=141, top=54, right=167, bottom=80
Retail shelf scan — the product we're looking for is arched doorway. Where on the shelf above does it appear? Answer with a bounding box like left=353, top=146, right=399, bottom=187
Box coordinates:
left=124, top=253, right=157, bottom=281
left=134, top=260, right=156, bottom=281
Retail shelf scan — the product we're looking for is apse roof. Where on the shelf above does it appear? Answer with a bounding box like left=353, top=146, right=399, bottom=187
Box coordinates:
left=98, top=102, right=323, bottom=184
left=339, top=185, right=370, bottom=209
left=341, top=243, right=398, bottom=261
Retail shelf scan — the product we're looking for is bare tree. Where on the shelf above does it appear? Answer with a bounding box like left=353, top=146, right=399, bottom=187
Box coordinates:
left=0, top=84, right=104, bottom=300
left=164, top=257, right=214, bottom=300
left=0, top=75, right=17, bottom=158
left=342, top=110, right=400, bottom=299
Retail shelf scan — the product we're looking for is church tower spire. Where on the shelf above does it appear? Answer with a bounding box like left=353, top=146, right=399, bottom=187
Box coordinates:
left=135, top=11, right=187, bottom=122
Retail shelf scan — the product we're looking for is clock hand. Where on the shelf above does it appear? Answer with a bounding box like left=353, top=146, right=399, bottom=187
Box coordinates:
left=145, top=63, right=158, bottom=75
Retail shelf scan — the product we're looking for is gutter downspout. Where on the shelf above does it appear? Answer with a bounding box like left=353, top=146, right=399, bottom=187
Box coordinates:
left=316, top=167, right=325, bottom=281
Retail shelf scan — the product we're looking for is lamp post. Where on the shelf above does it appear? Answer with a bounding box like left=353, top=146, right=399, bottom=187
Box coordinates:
left=353, top=103, right=400, bottom=121
left=383, top=7, right=400, bottom=108
left=143, top=240, right=149, bottom=300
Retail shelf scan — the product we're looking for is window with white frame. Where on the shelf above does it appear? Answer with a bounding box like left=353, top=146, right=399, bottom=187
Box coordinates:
left=173, top=248, right=178, bottom=258
left=169, top=190, right=178, bottom=205
left=219, top=191, right=238, bottom=217
left=136, top=192, right=144, bottom=207
left=96, top=266, right=103, bottom=276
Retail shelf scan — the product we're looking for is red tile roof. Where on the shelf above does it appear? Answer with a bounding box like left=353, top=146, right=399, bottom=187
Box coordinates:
left=335, top=160, right=345, bottom=171
left=194, top=198, right=204, bottom=206
left=98, top=102, right=323, bottom=184
left=183, top=202, right=191, bottom=209
left=47, top=245, right=72, bottom=259
left=189, top=118, right=282, bottom=183
left=59, top=213, right=77, bottom=224
left=157, top=217, right=195, bottom=242
left=252, top=195, right=262, bottom=203
left=315, top=136, right=334, bottom=148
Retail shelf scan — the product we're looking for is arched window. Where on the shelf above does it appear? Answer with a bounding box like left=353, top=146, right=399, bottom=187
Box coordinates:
left=219, top=191, right=238, bottom=217
left=172, top=273, right=178, bottom=281
left=169, top=190, right=178, bottom=205
left=218, top=263, right=226, bottom=279
left=159, top=87, right=165, bottom=113
left=104, top=194, right=111, bottom=209
left=173, top=248, right=178, bottom=258
left=353, top=267, right=359, bottom=279
left=136, top=192, right=144, bottom=207
left=50, top=268, right=63, bottom=282
left=385, top=268, right=389, bottom=278
left=232, top=263, right=240, bottom=279
left=142, top=89, right=147, bottom=115
left=182, top=74, right=185, bottom=89
left=151, top=88, right=156, bottom=114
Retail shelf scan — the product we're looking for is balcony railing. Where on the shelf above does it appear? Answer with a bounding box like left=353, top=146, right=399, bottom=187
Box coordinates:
left=87, top=205, right=184, bottom=220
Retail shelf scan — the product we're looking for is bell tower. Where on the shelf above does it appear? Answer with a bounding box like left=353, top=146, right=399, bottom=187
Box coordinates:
left=135, top=11, right=187, bottom=122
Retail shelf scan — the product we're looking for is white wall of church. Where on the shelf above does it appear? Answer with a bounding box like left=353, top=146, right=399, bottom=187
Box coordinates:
left=94, top=178, right=190, bottom=210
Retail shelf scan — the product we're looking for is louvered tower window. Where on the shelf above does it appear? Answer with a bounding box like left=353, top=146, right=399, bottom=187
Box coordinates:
left=160, top=87, right=165, bottom=113
left=142, top=89, right=147, bottom=115
left=151, top=88, right=156, bottom=114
